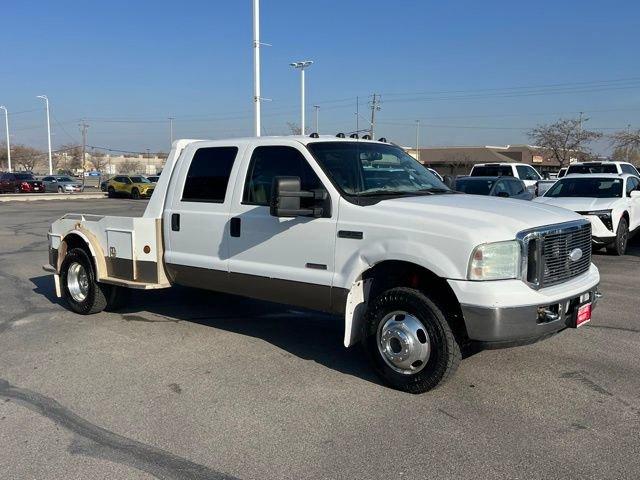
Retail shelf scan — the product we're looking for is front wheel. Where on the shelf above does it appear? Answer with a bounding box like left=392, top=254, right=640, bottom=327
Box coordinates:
left=60, top=248, right=110, bottom=314
left=606, top=217, right=628, bottom=256
left=131, top=188, right=140, bottom=199
left=107, top=186, right=115, bottom=198
left=362, top=287, right=461, bottom=393
left=57, top=186, right=64, bottom=193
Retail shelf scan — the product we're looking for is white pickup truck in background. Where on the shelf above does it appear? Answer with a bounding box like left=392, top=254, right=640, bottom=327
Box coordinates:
left=45, top=136, right=601, bottom=393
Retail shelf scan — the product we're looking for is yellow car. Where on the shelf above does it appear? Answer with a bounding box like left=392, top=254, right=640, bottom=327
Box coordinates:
left=106, top=175, right=156, bottom=199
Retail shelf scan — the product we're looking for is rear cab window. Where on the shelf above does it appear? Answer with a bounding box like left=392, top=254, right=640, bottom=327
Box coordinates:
left=470, top=165, right=513, bottom=177
left=182, top=147, right=238, bottom=203
left=567, top=164, right=618, bottom=174
left=515, top=165, right=541, bottom=180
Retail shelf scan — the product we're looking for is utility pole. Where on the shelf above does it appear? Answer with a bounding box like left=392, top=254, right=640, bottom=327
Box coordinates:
left=369, top=93, right=381, bottom=139
left=578, top=111, right=584, bottom=133
left=0, top=106, right=11, bottom=172
left=146, top=148, right=150, bottom=175
left=253, top=0, right=261, bottom=137
left=415, top=120, right=420, bottom=163
left=313, top=105, right=320, bottom=134
left=168, top=117, right=174, bottom=146
left=37, top=95, right=53, bottom=174
left=79, top=120, right=89, bottom=187
left=627, top=124, right=632, bottom=161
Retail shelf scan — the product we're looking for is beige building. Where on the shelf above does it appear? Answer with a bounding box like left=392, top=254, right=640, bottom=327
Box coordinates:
left=406, top=145, right=566, bottom=176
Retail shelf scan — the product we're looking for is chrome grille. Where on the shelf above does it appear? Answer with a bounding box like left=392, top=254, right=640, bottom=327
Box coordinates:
left=519, top=220, right=592, bottom=289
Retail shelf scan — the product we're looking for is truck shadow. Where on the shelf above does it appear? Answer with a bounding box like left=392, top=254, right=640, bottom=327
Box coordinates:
left=29, top=275, right=381, bottom=387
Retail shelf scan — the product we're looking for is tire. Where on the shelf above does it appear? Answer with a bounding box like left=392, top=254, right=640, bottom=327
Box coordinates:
left=107, top=186, right=115, bottom=198
left=60, top=248, right=110, bottom=314
left=606, top=217, right=628, bottom=256
left=362, top=287, right=461, bottom=394
left=57, top=186, right=64, bottom=193
left=131, top=188, right=140, bottom=200
left=14, top=186, right=20, bottom=193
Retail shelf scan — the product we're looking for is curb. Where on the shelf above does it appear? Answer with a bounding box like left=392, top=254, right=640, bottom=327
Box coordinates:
left=0, top=193, right=107, bottom=202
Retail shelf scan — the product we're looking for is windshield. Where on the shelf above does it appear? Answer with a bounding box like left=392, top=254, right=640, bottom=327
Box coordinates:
left=455, top=178, right=496, bottom=195
left=567, top=164, right=617, bottom=174
left=55, top=177, right=73, bottom=182
left=545, top=177, right=623, bottom=198
left=130, top=176, right=151, bottom=183
left=307, top=142, right=449, bottom=196
left=15, top=173, right=34, bottom=180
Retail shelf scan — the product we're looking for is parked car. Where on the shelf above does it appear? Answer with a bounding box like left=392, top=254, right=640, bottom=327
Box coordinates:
left=425, top=168, right=443, bottom=182
left=454, top=176, right=533, bottom=200
left=469, top=162, right=542, bottom=192
left=146, top=175, right=160, bottom=183
left=0, top=172, right=44, bottom=193
left=533, top=173, right=640, bottom=255
left=566, top=161, right=640, bottom=177
left=42, top=175, right=84, bottom=193
left=45, top=136, right=600, bottom=393
left=106, top=175, right=155, bottom=199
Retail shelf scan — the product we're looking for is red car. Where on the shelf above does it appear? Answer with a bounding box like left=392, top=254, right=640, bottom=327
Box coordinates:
left=0, top=172, right=45, bottom=193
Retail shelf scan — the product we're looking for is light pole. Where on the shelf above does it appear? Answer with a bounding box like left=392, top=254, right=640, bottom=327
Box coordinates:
left=0, top=106, right=11, bottom=172
left=37, top=95, right=53, bottom=174
left=313, top=105, right=320, bottom=134
left=415, top=120, right=420, bottom=163
left=169, top=117, right=175, bottom=146
left=290, top=60, right=313, bottom=135
left=253, top=0, right=261, bottom=137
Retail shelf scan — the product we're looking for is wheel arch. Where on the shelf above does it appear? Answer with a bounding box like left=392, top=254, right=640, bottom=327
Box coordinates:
left=343, top=259, right=467, bottom=348
left=59, top=230, right=107, bottom=280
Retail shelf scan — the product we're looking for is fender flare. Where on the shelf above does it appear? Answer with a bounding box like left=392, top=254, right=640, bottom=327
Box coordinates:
left=59, top=228, right=108, bottom=280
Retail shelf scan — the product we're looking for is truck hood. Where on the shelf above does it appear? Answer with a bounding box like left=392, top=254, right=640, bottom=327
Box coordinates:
left=533, top=196, right=617, bottom=212
left=372, top=193, right=581, bottom=240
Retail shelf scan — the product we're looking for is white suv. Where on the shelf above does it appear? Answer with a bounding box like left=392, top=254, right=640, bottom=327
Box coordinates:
left=534, top=173, right=640, bottom=255
left=469, top=163, right=542, bottom=190
left=566, top=161, right=640, bottom=177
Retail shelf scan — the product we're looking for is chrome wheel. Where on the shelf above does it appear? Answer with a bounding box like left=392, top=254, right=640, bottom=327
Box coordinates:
left=377, top=311, right=430, bottom=375
left=67, top=262, right=89, bottom=302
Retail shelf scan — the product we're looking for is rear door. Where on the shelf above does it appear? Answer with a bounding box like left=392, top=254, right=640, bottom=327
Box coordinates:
left=163, top=143, right=243, bottom=286
left=626, top=177, right=640, bottom=230
left=227, top=141, right=338, bottom=311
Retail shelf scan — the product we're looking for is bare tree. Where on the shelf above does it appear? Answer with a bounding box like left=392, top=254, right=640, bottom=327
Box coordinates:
left=89, top=151, right=109, bottom=172
left=610, top=128, right=640, bottom=164
left=528, top=117, right=601, bottom=168
left=286, top=122, right=302, bottom=135
left=56, top=144, right=83, bottom=171
left=0, top=142, right=7, bottom=170
left=11, top=145, right=44, bottom=172
left=119, top=159, right=142, bottom=174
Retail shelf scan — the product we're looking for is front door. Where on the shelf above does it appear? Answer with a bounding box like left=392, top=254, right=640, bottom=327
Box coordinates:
left=228, top=142, right=338, bottom=312
left=163, top=144, right=243, bottom=287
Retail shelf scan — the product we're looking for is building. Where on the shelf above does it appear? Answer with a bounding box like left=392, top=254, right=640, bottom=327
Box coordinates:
left=406, top=145, right=569, bottom=176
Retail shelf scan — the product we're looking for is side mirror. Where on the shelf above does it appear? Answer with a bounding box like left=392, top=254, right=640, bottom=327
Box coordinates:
left=630, top=190, right=640, bottom=198
left=270, top=176, right=326, bottom=218
left=496, top=191, right=510, bottom=198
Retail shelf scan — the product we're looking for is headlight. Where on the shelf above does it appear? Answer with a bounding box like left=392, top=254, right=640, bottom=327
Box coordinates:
left=577, top=209, right=613, bottom=231
left=468, top=240, right=521, bottom=281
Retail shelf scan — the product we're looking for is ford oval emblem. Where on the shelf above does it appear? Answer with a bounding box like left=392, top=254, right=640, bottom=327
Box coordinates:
left=569, top=248, right=583, bottom=262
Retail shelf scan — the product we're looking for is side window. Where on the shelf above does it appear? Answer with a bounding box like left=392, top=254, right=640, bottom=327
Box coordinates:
left=123, top=177, right=132, bottom=184
left=627, top=178, right=639, bottom=196
left=516, top=165, right=540, bottom=180
left=621, top=164, right=638, bottom=176
left=43, top=176, right=52, bottom=181
left=493, top=180, right=510, bottom=196
left=182, top=147, right=238, bottom=203
left=243, top=146, right=322, bottom=206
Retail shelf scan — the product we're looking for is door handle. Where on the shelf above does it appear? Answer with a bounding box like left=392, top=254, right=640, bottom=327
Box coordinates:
left=171, top=213, right=180, bottom=231
left=230, top=217, right=241, bottom=237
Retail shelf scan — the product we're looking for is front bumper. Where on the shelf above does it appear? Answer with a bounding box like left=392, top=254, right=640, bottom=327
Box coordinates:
left=460, top=285, right=600, bottom=347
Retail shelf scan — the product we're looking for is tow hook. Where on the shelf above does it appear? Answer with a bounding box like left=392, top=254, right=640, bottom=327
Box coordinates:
left=538, top=306, right=560, bottom=323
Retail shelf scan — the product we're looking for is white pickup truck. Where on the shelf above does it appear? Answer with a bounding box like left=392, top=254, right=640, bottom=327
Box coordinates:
left=45, top=136, right=601, bottom=393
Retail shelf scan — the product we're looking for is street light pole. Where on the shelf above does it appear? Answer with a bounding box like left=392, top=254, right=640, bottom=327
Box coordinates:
left=290, top=60, right=313, bottom=135
left=0, top=106, right=11, bottom=172
left=253, top=0, right=261, bottom=137
left=415, top=120, right=420, bottom=163
left=313, top=105, right=320, bottom=134
left=169, top=117, right=174, bottom=146
left=37, top=95, right=53, bottom=174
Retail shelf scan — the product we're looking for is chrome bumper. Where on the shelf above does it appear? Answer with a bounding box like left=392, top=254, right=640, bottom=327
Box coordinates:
left=461, top=285, right=600, bottom=348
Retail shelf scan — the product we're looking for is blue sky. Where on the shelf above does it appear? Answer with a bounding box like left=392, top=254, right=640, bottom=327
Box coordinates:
left=1, top=0, right=639, bottom=153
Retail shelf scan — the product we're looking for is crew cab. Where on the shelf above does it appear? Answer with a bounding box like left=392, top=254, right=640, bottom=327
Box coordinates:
left=534, top=173, right=640, bottom=255
left=44, top=136, right=601, bottom=393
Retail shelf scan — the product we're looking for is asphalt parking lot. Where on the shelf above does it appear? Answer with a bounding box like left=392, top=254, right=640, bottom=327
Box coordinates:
left=0, top=198, right=639, bottom=480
